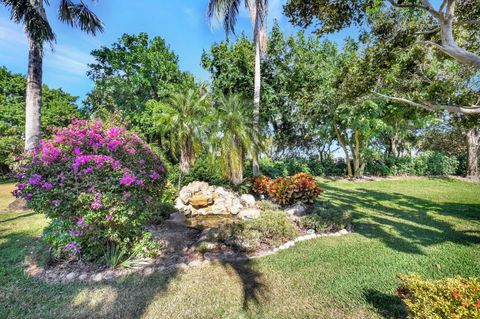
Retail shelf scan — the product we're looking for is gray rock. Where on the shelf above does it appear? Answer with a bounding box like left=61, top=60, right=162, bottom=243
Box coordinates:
left=338, top=229, right=349, bottom=235
left=65, top=272, right=77, bottom=281
left=284, top=202, right=308, bottom=218
left=240, top=194, right=256, bottom=207
left=238, top=208, right=262, bottom=220
left=91, top=273, right=103, bottom=282
left=78, top=273, right=88, bottom=281
left=307, top=229, right=315, bottom=235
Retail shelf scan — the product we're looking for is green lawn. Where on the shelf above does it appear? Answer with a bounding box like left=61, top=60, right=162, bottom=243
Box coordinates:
left=1, top=178, right=479, bottom=319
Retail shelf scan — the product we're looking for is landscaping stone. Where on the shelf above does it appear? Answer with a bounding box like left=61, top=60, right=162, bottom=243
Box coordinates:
left=175, top=181, right=260, bottom=228
left=143, top=267, right=154, bottom=276
left=240, top=194, right=256, bottom=207
left=65, top=272, right=77, bottom=281
left=284, top=202, right=308, bottom=218
left=78, top=273, right=88, bottom=281
left=8, top=198, right=29, bottom=212
left=238, top=207, right=262, bottom=220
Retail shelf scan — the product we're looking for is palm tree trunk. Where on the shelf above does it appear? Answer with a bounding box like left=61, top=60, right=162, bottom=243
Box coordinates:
left=252, top=27, right=261, bottom=177
left=180, top=138, right=193, bottom=174
left=466, top=126, right=479, bottom=179
left=25, top=36, right=43, bottom=151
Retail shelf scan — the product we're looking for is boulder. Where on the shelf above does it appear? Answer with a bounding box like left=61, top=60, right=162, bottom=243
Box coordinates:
left=8, top=198, right=29, bottom=212
left=284, top=202, right=308, bottom=218
left=175, top=181, right=259, bottom=227
left=240, top=194, right=256, bottom=207
left=189, top=194, right=212, bottom=208
left=238, top=208, right=262, bottom=220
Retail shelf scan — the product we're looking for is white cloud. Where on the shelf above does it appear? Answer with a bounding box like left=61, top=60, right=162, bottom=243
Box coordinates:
left=0, top=18, right=92, bottom=77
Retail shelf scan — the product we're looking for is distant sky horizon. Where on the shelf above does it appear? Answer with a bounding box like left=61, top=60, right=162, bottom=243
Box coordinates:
left=0, top=0, right=358, bottom=105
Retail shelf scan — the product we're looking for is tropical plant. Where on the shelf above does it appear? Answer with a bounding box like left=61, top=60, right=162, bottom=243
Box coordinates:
left=13, top=118, right=166, bottom=260
left=207, top=0, right=269, bottom=176
left=0, top=0, right=103, bottom=151
left=147, top=89, right=208, bottom=180
left=210, top=94, right=261, bottom=186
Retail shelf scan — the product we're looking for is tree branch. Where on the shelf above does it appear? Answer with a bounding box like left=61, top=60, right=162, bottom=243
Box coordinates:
left=374, top=92, right=480, bottom=114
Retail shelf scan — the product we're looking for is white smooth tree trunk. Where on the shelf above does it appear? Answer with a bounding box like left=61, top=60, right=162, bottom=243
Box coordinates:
left=466, top=127, right=479, bottom=179
left=25, top=36, right=43, bottom=151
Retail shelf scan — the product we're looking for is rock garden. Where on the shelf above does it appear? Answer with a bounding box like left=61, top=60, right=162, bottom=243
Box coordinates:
left=17, top=119, right=352, bottom=283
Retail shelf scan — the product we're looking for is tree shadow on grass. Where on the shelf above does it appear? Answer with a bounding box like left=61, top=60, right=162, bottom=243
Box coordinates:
left=0, top=211, right=37, bottom=224
left=363, top=289, right=406, bottom=319
left=0, top=215, right=268, bottom=319
left=321, top=184, right=480, bottom=255
left=220, top=257, right=268, bottom=312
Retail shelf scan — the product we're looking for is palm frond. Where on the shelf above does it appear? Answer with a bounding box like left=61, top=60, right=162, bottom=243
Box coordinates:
left=58, top=0, right=104, bottom=35
left=1, top=0, right=55, bottom=43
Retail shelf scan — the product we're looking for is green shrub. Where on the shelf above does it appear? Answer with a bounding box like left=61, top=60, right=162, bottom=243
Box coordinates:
left=148, top=203, right=177, bottom=225
left=219, top=211, right=298, bottom=251
left=299, top=201, right=351, bottom=233
left=397, top=273, right=480, bottom=319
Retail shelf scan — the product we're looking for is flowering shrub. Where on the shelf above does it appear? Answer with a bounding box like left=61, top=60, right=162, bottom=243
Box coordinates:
left=251, top=175, right=273, bottom=195
left=268, top=173, right=323, bottom=206
left=397, top=273, right=480, bottom=319
left=14, top=118, right=167, bottom=260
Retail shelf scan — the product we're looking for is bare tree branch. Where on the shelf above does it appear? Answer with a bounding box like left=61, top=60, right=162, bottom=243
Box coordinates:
left=374, top=92, right=480, bottom=114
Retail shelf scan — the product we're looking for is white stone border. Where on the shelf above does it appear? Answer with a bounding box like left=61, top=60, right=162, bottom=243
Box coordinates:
left=25, top=228, right=351, bottom=283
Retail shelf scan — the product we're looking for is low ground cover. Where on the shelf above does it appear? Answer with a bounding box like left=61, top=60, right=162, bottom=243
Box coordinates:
left=1, top=177, right=479, bottom=318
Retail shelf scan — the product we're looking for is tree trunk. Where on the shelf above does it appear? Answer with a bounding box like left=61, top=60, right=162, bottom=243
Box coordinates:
left=25, top=37, right=43, bottom=152
left=466, top=126, right=479, bottom=179
left=334, top=126, right=352, bottom=177
left=252, top=26, right=261, bottom=177
left=179, top=138, right=193, bottom=174
left=353, top=129, right=362, bottom=178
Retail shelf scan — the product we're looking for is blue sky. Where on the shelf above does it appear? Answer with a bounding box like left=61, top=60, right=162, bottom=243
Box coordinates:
left=0, top=0, right=357, bottom=104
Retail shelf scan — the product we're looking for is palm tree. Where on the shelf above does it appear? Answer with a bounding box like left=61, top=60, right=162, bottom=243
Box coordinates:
left=149, top=89, right=208, bottom=177
left=1, top=0, right=103, bottom=151
left=210, top=94, right=261, bottom=186
left=207, top=0, right=268, bottom=177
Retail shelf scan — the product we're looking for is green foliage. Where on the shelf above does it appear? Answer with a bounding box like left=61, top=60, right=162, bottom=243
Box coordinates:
left=209, top=94, right=261, bottom=186
left=259, top=157, right=345, bottom=177
left=299, top=201, right=351, bottom=233
left=147, top=88, right=208, bottom=172
left=86, top=33, right=193, bottom=139
left=397, top=273, right=480, bottom=319
left=103, top=242, right=127, bottom=269
left=365, top=152, right=459, bottom=176
left=219, top=211, right=299, bottom=251
left=0, top=67, right=83, bottom=174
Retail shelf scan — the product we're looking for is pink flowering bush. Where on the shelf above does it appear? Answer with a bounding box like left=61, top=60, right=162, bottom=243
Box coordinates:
left=14, top=118, right=167, bottom=260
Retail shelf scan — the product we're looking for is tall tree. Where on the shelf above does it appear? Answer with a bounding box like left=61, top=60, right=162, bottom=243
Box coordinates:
left=85, top=33, right=193, bottom=141
left=284, top=0, right=480, bottom=114
left=207, top=0, right=269, bottom=176
left=1, top=0, right=103, bottom=151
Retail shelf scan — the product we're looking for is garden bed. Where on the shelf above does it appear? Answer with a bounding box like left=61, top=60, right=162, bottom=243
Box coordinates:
left=24, top=200, right=352, bottom=283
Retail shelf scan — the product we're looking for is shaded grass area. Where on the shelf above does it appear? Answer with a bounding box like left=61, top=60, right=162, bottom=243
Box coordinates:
left=1, top=178, right=479, bottom=319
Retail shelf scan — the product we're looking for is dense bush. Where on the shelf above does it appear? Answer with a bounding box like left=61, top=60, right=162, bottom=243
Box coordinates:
left=365, top=152, right=460, bottom=177
left=299, top=201, right=351, bottom=233
left=258, top=157, right=345, bottom=178
left=397, top=273, right=480, bottom=319
left=14, top=118, right=167, bottom=260
left=219, top=210, right=298, bottom=251
left=268, top=173, right=323, bottom=206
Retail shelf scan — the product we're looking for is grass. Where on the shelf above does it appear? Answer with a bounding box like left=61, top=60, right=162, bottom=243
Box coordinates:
left=0, top=177, right=479, bottom=318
